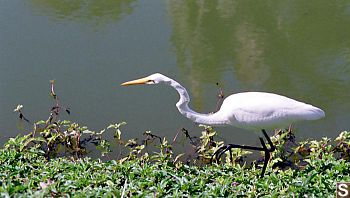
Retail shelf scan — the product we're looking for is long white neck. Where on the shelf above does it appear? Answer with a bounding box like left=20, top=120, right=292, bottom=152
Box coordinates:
left=162, top=77, right=228, bottom=126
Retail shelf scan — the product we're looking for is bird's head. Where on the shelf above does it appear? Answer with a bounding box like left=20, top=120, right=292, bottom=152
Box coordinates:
left=121, top=73, right=168, bottom=86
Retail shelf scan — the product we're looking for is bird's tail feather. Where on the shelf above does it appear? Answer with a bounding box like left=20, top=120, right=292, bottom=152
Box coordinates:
left=302, top=105, right=325, bottom=120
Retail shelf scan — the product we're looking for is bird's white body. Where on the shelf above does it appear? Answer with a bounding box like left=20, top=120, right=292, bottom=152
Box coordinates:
left=211, top=92, right=324, bottom=130
left=122, top=73, right=325, bottom=132
left=121, top=73, right=325, bottom=177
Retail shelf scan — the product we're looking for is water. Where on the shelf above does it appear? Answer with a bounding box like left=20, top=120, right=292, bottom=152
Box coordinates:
left=1, top=0, right=350, bottom=149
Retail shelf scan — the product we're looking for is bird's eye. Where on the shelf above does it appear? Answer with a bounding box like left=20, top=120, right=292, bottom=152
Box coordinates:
left=147, top=80, right=155, bottom=84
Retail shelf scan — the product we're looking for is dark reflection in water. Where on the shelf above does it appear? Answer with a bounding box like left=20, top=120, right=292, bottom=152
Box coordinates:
left=30, top=0, right=136, bottom=26
left=1, top=0, right=350, bottom=151
left=168, top=0, right=350, bottom=137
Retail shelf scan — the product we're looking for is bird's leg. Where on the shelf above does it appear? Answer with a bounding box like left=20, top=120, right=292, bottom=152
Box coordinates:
left=212, top=144, right=265, bottom=164
left=211, top=130, right=275, bottom=178
left=259, top=129, right=276, bottom=177
left=261, top=129, right=276, bottom=152
left=211, top=145, right=230, bottom=162
left=259, top=137, right=270, bottom=178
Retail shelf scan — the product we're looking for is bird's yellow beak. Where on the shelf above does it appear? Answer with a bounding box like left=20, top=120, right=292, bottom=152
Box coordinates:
left=121, top=77, right=150, bottom=86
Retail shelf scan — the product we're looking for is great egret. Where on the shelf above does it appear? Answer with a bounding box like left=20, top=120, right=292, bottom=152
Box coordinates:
left=121, top=73, right=325, bottom=177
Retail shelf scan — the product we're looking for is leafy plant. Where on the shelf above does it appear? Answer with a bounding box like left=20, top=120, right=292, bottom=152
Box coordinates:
left=4, top=80, right=350, bottom=197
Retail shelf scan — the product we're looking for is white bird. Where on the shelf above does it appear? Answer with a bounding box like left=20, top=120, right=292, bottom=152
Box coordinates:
left=121, top=73, right=325, bottom=177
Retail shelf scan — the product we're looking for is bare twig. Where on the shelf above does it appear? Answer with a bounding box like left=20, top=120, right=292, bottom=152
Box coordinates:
left=215, top=82, right=224, bottom=112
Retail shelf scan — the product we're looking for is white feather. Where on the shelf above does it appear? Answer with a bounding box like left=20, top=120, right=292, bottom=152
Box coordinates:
left=123, top=73, right=325, bottom=131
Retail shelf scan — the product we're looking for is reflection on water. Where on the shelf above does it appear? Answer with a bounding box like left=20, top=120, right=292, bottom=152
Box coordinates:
left=168, top=0, right=350, bottom=135
left=169, top=0, right=350, bottom=87
left=30, top=0, right=136, bottom=27
left=1, top=0, right=350, bottom=149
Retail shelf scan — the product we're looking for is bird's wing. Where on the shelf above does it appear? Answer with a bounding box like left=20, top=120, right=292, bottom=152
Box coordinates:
left=221, top=92, right=308, bottom=129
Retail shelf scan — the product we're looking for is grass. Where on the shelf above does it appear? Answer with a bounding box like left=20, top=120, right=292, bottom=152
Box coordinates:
left=0, top=127, right=349, bottom=197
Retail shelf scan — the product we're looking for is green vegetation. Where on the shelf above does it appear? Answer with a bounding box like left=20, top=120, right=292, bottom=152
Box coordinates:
left=2, top=82, right=349, bottom=197
left=1, top=122, right=349, bottom=197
